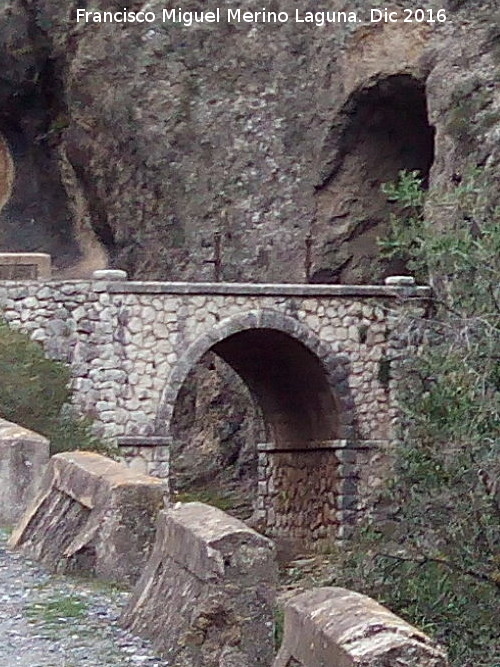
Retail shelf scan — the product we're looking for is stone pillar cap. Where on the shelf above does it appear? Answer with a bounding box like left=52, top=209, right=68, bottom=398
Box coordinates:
left=384, top=275, right=416, bottom=286
left=92, top=269, right=128, bottom=281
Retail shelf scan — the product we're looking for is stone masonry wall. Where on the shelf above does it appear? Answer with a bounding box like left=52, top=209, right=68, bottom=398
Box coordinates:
left=257, top=443, right=340, bottom=546
left=257, top=439, right=392, bottom=548
left=0, top=278, right=428, bottom=544
left=117, top=437, right=170, bottom=479
left=0, top=279, right=429, bottom=445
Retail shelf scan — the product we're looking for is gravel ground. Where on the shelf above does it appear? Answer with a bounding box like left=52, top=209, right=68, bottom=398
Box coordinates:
left=0, top=529, right=167, bottom=667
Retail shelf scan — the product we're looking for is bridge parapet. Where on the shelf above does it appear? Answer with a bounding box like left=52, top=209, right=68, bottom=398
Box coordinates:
left=0, top=253, right=51, bottom=280
left=274, top=587, right=449, bottom=667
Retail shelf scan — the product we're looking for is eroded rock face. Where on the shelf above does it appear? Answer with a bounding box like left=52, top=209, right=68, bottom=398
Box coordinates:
left=0, top=2, right=80, bottom=268
left=0, top=0, right=498, bottom=281
left=9, top=452, right=166, bottom=585
left=0, top=133, right=14, bottom=213
left=120, top=502, right=277, bottom=667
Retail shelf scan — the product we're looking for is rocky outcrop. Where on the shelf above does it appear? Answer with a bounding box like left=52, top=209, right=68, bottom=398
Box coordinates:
left=0, top=133, right=14, bottom=213
left=0, top=1, right=79, bottom=268
left=121, top=502, right=277, bottom=667
left=274, top=587, right=450, bottom=667
left=0, top=1, right=498, bottom=283
left=9, top=451, right=166, bottom=585
left=0, top=418, right=49, bottom=527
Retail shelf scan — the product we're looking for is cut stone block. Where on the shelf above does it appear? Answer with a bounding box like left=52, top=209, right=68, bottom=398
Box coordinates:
left=0, top=418, right=50, bottom=527
left=274, top=587, right=449, bottom=667
left=121, top=502, right=277, bottom=667
left=9, top=451, right=166, bottom=585
left=0, top=253, right=51, bottom=279
left=92, top=269, right=128, bottom=281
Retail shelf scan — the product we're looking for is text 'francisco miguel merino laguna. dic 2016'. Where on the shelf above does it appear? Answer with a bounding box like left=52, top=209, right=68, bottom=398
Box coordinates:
left=75, top=8, right=363, bottom=26
left=76, top=7, right=449, bottom=26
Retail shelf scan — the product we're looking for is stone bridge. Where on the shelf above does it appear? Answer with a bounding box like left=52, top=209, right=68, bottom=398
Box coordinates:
left=0, top=267, right=430, bottom=546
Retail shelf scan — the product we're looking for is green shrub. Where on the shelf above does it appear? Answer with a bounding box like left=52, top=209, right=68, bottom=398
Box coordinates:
left=335, top=169, right=500, bottom=667
left=0, top=319, right=116, bottom=456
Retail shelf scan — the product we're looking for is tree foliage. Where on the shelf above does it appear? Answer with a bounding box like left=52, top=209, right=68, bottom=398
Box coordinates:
left=0, top=319, right=114, bottom=455
left=336, top=169, right=500, bottom=666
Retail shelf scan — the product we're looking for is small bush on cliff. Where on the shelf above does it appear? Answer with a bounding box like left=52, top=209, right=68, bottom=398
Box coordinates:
left=334, top=169, right=500, bottom=667
left=0, top=320, right=113, bottom=455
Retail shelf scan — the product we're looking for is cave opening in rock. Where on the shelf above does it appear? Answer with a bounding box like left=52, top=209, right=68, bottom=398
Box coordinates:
left=0, top=54, right=82, bottom=269
left=314, top=74, right=435, bottom=284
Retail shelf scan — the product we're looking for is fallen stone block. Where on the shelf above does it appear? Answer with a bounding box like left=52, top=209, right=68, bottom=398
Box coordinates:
left=9, top=451, right=166, bottom=585
left=0, top=418, right=50, bottom=527
left=120, top=502, right=277, bottom=667
left=0, top=252, right=51, bottom=279
left=274, top=587, right=449, bottom=667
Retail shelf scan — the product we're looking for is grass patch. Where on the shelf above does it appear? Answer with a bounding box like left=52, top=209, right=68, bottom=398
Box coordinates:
left=0, top=318, right=117, bottom=457
left=0, top=526, right=12, bottom=540
left=173, top=488, right=237, bottom=513
left=274, top=607, right=284, bottom=651
left=27, top=594, right=88, bottom=626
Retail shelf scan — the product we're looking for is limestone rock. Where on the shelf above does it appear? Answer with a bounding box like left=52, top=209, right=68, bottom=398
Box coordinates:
left=120, top=502, right=277, bottom=667
left=0, top=418, right=50, bottom=527
left=9, top=451, right=166, bottom=585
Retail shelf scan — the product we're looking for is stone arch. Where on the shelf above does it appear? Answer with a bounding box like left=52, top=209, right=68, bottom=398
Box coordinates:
left=313, top=72, right=435, bottom=283
left=156, top=309, right=355, bottom=445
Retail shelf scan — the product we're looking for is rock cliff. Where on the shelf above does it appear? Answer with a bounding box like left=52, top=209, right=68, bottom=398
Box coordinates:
left=0, top=0, right=498, bottom=281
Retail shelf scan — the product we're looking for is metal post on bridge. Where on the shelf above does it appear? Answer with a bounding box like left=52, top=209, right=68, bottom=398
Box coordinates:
left=204, top=230, right=222, bottom=281
left=305, top=232, right=313, bottom=282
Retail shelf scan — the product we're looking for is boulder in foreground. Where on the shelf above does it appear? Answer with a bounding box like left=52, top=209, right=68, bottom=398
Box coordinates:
left=121, top=502, right=277, bottom=667
left=0, top=418, right=49, bottom=527
left=9, top=451, right=166, bottom=585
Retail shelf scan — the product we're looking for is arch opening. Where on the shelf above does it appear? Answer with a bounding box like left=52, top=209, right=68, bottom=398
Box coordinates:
left=168, top=322, right=345, bottom=547
left=314, top=74, right=435, bottom=284
left=211, top=328, right=339, bottom=447
left=170, top=351, right=266, bottom=518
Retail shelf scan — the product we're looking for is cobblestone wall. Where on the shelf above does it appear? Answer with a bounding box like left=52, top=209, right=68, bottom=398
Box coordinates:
left=257, top=440, right=392, bottom=548
left=257, top=443, right=340, bottom=545
left=0, top=279, right=429, bottom=437
left=0, top=277, right=429, bottom=543
left=117, top=436, right=170, bottom=480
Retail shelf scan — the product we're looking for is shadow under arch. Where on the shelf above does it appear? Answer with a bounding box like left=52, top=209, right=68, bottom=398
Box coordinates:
left=155, top=309, right=355, bottom=447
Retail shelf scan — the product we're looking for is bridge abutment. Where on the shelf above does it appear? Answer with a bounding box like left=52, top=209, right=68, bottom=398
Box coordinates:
left=256, top=439, right=393, bottom=548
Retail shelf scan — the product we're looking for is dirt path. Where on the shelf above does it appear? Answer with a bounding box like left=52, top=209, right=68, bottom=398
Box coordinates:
left=0, top=529, right=166, bottom=667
